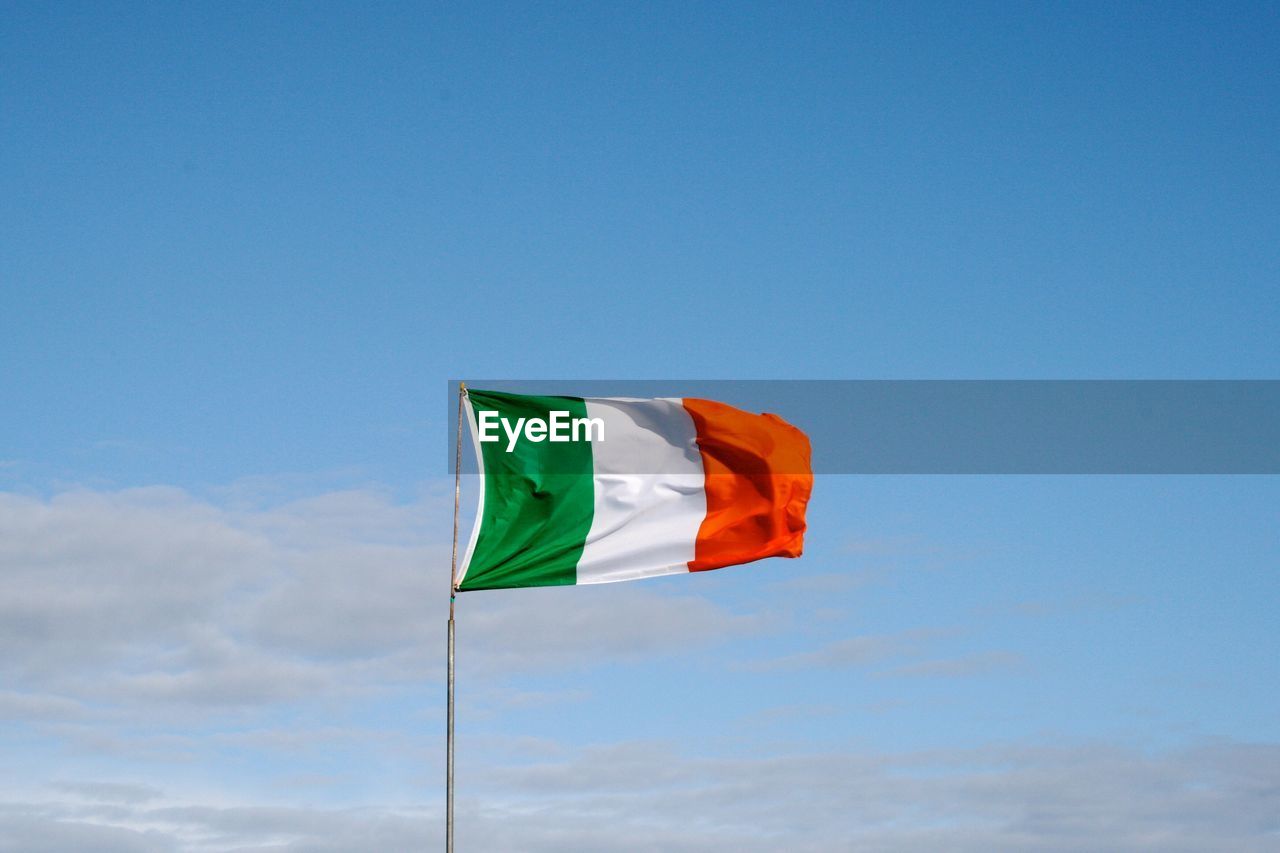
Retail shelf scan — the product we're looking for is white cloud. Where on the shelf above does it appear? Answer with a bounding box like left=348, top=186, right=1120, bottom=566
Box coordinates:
left=5, top=485, right=1277, bottom=851
left=48, top=781, right=162, bottom=805
left=0, top=487, right=767, bottom=717
left=2, top=739, right=1277, bottom=851
left=882, top=650, right=1028, bottom=678
left=743, top=627, right=953, bottom=672
left=0, top=690, right=87, bottom=722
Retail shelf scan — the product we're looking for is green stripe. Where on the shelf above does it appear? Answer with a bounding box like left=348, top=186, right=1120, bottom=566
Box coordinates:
left=458, top=389, right=595, bottom=591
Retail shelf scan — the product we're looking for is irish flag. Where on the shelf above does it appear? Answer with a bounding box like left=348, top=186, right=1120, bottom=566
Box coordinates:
left=456, top=389, right=813, bottom=592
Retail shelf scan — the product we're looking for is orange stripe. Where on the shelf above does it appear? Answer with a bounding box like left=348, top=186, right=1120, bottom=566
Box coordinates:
left=682, top=398, right=813, bottom=573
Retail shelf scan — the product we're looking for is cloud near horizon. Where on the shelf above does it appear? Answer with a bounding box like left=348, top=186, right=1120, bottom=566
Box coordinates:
left=0, top=486, right=769, bottom=716
left=1, top=738, right=1277, bottom=852
left=2, top=486, right=1277, bottom=851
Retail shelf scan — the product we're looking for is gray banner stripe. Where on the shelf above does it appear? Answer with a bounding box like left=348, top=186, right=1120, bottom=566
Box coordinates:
left=448, top=381, right=1280, bottom=474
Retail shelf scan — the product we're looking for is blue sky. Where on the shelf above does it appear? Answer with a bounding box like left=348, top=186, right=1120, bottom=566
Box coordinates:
left=2, top=2, right=1278, bottom=850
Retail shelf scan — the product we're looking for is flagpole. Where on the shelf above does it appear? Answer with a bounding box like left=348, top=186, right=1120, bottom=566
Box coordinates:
left=447, top=381, right=465, bottom=853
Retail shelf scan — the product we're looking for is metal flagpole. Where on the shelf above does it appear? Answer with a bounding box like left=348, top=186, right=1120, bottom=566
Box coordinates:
left=447, top=381, right=465, bottom=853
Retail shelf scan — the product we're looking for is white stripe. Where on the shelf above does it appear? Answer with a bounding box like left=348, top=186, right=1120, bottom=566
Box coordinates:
left=576, top=398, right=706, bottom=584
left=454, top=391, right=485, bottom=589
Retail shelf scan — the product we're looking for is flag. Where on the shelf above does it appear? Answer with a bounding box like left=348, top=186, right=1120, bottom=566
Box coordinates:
left=455, top=389, right=813, bottom=591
